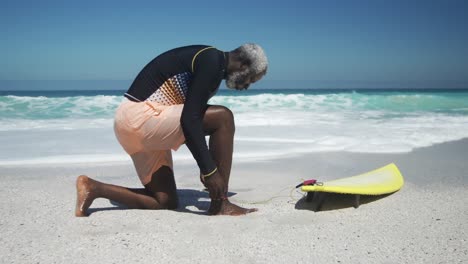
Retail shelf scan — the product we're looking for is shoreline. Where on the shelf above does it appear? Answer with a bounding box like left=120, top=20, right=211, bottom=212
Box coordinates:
left=2, top=137, right=468, bottom=169
left=1, top=138, right=467, bottom=263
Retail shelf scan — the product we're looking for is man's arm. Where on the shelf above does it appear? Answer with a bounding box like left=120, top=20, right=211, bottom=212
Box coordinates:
left=180, top=49, right=220, bottom=176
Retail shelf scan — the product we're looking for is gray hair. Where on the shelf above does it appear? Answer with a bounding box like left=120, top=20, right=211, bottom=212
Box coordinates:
left=233, top=43, right=268, bottom=75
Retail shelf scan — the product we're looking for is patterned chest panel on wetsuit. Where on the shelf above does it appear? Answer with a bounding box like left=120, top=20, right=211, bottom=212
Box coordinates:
left=146, top=72, right=192, bottom=105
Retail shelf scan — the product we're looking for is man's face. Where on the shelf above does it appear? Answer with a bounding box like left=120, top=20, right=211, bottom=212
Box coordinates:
left=226, top=69, right=265, bottom=90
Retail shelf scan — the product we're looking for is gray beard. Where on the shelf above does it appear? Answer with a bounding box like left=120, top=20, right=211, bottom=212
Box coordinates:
left=225, top=69, right=250, bottom=90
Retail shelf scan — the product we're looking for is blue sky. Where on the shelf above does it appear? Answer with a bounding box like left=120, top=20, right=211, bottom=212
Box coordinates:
left=1, top=0, right=468, bottom=89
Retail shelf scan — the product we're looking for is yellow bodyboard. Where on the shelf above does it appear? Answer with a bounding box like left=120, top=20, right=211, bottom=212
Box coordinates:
left=301, top=163, right=404, bottom=195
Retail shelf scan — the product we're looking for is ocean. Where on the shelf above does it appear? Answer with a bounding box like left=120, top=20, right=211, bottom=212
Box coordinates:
left=1, top=88, right=468, bottom=166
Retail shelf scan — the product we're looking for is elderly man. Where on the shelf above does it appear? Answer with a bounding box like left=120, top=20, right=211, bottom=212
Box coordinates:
left=75, top=44, right=268, bottom=216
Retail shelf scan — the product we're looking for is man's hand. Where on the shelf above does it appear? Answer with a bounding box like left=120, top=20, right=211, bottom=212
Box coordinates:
left=201, top=170, right=258, bottom=216
left=201, top=171, right=226, bottom=200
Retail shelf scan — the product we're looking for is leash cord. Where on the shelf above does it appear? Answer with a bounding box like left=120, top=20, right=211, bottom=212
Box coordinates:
left=230, top=185, right=306, bottom=205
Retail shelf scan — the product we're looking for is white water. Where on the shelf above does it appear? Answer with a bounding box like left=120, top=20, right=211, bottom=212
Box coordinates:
left=1, top=92, right=468, bottom=166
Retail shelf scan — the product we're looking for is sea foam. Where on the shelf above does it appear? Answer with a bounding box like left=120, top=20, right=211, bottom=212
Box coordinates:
left=1, top=91, right=468, bottom=165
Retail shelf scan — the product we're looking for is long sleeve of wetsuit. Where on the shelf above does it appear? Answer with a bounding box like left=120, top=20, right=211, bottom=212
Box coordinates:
left=180, top=50, right=221, bottom=175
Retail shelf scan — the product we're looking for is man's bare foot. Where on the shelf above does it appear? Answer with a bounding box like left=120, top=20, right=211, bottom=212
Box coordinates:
left=208, top=199, right=257, bottom=216
left=75, top=175, right=97, bottom=217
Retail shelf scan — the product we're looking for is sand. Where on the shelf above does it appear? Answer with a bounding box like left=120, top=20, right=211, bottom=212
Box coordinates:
left=1, top=139, right=467, bottom=263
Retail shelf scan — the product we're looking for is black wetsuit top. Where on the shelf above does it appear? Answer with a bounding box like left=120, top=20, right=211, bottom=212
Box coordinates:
left=124, top=45, right=228, bottom=175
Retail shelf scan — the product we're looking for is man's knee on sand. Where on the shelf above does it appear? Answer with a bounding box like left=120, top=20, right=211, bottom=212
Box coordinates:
left=144, top=166, right=179, bottom=210
left=152, top=194, right=178, bottom=210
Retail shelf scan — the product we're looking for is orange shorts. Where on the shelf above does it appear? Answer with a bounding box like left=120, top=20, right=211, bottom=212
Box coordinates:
left=114, top=99, right=185, bottom=185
